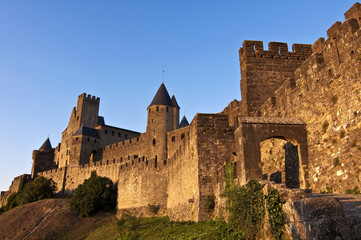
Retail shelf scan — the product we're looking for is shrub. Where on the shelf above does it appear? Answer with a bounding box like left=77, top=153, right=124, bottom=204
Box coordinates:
left=266, top=189, right=285, bottom=240
left=4, top=176, right=56, bottom=211
left=70, top=171, right=117, bottom=217
left=345, top=186, right=361, bottom=195
left=331, top=95, right=339, bottom=104
left=224, top=162, right=265, bottom=239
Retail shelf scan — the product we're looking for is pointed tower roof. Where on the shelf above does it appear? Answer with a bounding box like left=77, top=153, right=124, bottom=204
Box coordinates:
left=178, top=116, right=189, bottom=128
left=171, top=95, right=180, bottom=109
left=149, top=83, right=172, bottom=107
left=73, top=125, right=100, bottom=138
left=39, top=137, right=52, bottom=150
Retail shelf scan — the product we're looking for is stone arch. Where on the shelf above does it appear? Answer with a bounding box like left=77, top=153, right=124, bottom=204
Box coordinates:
left=260, top=138, right=300, bottom=188
left=235, top=117, right=308, bottom=189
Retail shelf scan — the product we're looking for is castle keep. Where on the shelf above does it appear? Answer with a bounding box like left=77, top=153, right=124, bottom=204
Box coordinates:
left=2, top=3, right=361, bottom=230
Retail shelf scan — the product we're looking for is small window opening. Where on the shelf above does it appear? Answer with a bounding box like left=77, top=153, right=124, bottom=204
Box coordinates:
left=153, top=138, right=156, bottom=145
left=76, top=137, right=78, bottom=141
left=146, top=160, right=148, bottom=166
left=128, top=155, right=130, bottom=160
left=149, top=109, right=151, bottom=113
left=156, top=106, right=159, bottom=112
left=120, top=157, right=123, bottom=162
left=112, top=131, right=114, bottom=136
left=118, top=132, right=121, bottom=137
left=164, top=159, right=167, bottom=165
left=155, top=156, right=158, bottom=168
left=181, top=133, right=185, bottom=139
left=172, top=136, right=175, bottom=142
left=105, top=130, right=108, bottom=134
left=94, top=139, right=97, bottom=143
left=87, top=138, right=90, bottom=142
left=77, top=116, right=79, bottom=120
left=166, top=107, right=168, bottom=112
left=113, top=159, right=115, bottom=163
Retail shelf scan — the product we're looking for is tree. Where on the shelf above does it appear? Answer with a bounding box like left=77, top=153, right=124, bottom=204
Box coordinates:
left=4, top=176, right=57, bottom=211
left=70, top=171, right=117, bottom=217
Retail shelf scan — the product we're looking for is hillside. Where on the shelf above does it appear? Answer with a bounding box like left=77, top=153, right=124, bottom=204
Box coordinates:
left=0, top=199, right=118, bottom=240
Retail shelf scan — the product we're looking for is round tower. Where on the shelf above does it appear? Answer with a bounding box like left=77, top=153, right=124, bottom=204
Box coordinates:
left=146, top=83, right=178, bottom=162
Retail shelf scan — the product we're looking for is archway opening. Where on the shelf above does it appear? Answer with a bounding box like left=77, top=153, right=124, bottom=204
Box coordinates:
left=89, top=150, right=97, bottom=163
left=260, top=138, right=300, bottom=188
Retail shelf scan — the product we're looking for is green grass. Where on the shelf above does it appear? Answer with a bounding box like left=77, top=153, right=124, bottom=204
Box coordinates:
left=85, top=221, right=120, bottom=240
left=116, top=216, right=243, bottom=240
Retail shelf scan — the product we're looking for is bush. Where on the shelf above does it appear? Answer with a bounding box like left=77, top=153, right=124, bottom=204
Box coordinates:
left=266, top=189, right=285, bottom=240
left=70, top=171, right=117, bottom=217
left=4, top=176, right=56, bottom=211
left=224, top=162, right=265, bottom=239
left=346, top=186, right=361, bottom=195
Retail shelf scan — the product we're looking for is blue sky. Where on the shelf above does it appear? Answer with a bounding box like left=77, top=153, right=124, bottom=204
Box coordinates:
left=0, top=0, right=356, bottom=191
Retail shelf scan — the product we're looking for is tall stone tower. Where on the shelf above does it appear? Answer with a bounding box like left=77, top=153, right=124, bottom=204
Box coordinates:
left=57, top=93, right=100, bottom=167
left=146, top=83, right=179, bottom=162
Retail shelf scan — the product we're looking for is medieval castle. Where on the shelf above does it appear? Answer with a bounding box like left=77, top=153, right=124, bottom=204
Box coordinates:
left=2, top=3, right=361, bottom=232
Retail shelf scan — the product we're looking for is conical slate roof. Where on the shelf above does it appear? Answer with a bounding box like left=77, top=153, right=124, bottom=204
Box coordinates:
left=39, top=137, right=52, bottom=150
left=178, top=116, right=189, bottom=128
left=171, top=95, right=180, bottom=109
left=73, top=125, right=100, bottom=138
left=149, top=83, right=172, bottom=107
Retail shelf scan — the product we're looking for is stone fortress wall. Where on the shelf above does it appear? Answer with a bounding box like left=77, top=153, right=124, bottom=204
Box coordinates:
left=2, top=4, right=361, bottom=229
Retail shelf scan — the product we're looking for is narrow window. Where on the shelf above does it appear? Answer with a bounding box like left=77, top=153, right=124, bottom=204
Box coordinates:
left=105, top=130, right=108, bottom=134
left=128, top=155, right=130, bottom=160
left=155, top=156, right=157, bottom=168
left=149, top=109, right=151, bottom=113
left=166, top=107, right=168, bottom=112
left=146, top=160, right=148, bottom=166
left=118, top=132, right=121, bottom=137
left=120, top=157, right=123, bottom=162
left=113, top=159, right=115, bottom=163
left=87, top=138, right=90, bottom=142
left=181, top=133, right=185, bottom=139
left=77, top=116, right=79, bottom=120
left=164, top=159, right=167, bottom=165
left=94, top=140, right=97, bottom=143
left=76, top=137, right=78, bottom=141
left=156, top=106, right=159, bottom=112
left=172, top=136, right=175, bottom=142
left=153, top=138, right=156, bottom=145
left=112, top=131, right=114, bottom=136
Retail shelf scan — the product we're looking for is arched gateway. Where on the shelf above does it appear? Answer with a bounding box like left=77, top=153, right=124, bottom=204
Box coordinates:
left=234, top=117, right=309, bottom=189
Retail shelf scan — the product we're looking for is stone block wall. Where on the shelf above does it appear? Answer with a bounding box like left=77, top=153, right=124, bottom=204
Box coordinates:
left=239, top=40, right=312, bottom=116
left=258, top=5, right=361, bottom=193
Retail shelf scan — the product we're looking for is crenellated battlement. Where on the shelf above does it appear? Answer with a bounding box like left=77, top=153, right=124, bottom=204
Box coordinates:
left=240, top=41, right=312, bottom=60
left=78, top=93, right=100, bottom=103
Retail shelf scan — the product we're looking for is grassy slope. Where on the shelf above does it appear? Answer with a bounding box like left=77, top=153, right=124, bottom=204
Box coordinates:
left=0, top=199, right=239, bottom=240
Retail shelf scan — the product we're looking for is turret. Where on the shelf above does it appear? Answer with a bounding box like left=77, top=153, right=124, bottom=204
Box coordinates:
left=171, top=94, right=180, bottom=129
left=146, top=83, right=177, bottom=162
left=31, top=137, right=55, bottom=178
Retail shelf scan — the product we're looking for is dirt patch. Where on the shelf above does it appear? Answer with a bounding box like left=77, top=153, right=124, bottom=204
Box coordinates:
left=0, top=198, right=117, bottom=240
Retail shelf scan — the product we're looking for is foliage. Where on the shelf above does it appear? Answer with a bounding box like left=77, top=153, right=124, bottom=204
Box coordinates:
left=4, top=176, right=56, bottom=211
left=345, top=186, right=361, bottom=195
left=333, top=157, right=340, bottom=167
left=70, top=171, right=117, bottom=217
left=147, top=204, right=160, bottom=214
left=266, top=189, right=286, bottom=240
left=205, top=195, right=216, bottom=212
left=331, top=95, right=339, bottom=104
left=224, top=163, right=265, bottom=239
left=116, top=215, right=245, bottom=240
left=322, top=121, right=329, bottom=133
left=320, top=185, right=333, bottom=194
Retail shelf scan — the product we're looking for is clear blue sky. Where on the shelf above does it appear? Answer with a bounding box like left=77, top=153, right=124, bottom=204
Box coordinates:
left=0, top=0, right=356, bottom=191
